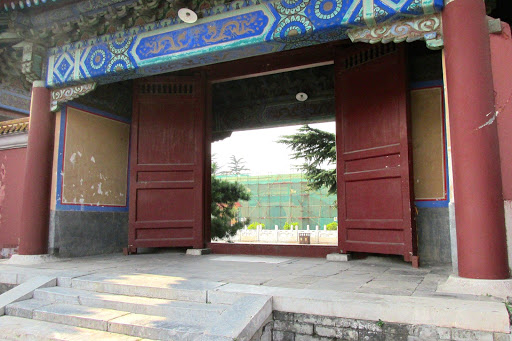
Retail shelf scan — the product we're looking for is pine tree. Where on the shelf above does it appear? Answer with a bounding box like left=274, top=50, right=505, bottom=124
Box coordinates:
left=228, top=155, right=249, bottom=175
left=279, top=125, right=337, bottom=195
left=210, top=162, right=251, bottom=240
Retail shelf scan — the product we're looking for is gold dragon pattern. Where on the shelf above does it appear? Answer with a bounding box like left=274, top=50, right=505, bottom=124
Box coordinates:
left=202, top=16, right=259, bottom=43
left=141, top=14, right=261, bottom=57
left=145, top=31, right=190, bottom=56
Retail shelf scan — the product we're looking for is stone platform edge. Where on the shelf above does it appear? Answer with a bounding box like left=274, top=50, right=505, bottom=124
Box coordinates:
left=211, top=283, right=511, bottom=334
left=438, top=274, right=512, bottom=300
left=0, top=276, right=56, bottom=315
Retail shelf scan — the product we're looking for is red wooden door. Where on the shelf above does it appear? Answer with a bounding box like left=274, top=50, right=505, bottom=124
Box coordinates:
left=335, top=45, right=417, bottom=263
left=129, top=75, right=205, bottom=250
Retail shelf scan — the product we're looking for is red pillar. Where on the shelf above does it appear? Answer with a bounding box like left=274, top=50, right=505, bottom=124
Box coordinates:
left=18, top=81, right=54, bottom=255
left=443, top=0, right=509, bottom=278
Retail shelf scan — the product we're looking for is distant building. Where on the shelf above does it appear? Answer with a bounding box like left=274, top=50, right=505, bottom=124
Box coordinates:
left=218, top=174, right=337, bottom=229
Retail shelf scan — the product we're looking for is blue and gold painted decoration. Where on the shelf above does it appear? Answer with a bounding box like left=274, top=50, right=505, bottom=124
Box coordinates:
left=134, top=11, right=270, bottom=66
left=1, top=0, right=58, bottom=12
left=46, top=0, right=444, bottom=87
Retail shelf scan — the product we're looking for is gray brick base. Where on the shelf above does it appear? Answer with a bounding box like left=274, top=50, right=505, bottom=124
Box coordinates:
left=267, top=311, right=512, bottom=341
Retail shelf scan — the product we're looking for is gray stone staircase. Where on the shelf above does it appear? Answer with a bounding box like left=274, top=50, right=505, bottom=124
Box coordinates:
left=0, top=274, right=272, bottom=340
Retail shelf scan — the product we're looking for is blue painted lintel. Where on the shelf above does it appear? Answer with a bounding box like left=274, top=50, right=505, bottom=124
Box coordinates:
left=46, top=0, right=444, bottom=88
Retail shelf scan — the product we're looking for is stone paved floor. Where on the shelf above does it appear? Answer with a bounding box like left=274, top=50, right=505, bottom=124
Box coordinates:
left=0, top=250, right=501, bottom=303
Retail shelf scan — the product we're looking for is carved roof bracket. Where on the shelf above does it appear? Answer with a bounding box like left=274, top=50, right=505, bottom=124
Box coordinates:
left=12, top=41, right=46, bottom=83
left=347, top=13, right=443, bottom=51
left=50, top=83, right=97, bottom=112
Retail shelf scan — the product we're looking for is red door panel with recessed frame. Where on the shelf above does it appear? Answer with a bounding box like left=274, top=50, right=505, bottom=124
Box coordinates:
left=335, top=45, right=417, bottom=263
left=128, top=76, right=205, bottom=250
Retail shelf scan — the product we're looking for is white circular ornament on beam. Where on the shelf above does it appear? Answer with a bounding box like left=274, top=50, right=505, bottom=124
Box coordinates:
left=178, top=8, right=198, bottom=24
left=296, top=92, right=308, bottom=102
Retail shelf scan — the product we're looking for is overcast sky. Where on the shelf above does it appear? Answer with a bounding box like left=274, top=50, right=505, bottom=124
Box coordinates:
left=212, top=121, right=336, bottom=176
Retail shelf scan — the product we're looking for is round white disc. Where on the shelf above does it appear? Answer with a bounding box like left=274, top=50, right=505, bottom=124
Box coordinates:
left=178, top=8, right=198, bottom=24
left=296, top=92, right=308, bottom=102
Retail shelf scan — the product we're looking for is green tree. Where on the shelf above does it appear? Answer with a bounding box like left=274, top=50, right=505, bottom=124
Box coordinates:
left=283, top=222, right=299, bottom=230
left=228, top=155, right=249, bottom=175
left=211, top=162, right=251, bottom=239
left=211, top=154, right=222, bottom=176
left=247, top=222, right=265, bottom=230
left=279, top=125, right=337, bottom=194
left=326, top=222, right=338, bottom=230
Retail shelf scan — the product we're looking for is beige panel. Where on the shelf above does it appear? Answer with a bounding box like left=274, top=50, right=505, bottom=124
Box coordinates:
left=411, top=87, right=446, bottom=200
left=62, top=107, right=129, bottom=206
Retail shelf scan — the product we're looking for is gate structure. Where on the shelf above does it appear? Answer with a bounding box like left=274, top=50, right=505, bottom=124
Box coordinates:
left=5, top=0, right=510, bottom=278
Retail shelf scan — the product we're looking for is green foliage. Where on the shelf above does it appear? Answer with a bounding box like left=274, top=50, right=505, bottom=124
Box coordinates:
left=228, top=155, right=249, bottom=175
left=211, top=160, right=220, bottom=176
left=247, top=222, right=264, bottom=230
left=279, top=125, right=337, bottom=195
left=210, top=163, right=251, bottom=240
left=505, top=301, right=512, bottom=315
left=211, top=155, right=221, bottom=176
left=283, top=222, right=299, bottom=230
left=377, top=319, right=385, bottom=328
left=326, top=222, right=338, bottom=230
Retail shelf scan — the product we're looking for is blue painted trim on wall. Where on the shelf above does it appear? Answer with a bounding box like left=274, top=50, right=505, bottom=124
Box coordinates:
left=411, top=79, right=450, bottom=208
left=63, top=102, right=131, bottom=124
left=415, top=200, right=448, bottom=208
left=0, top=89, right=31, bottom=115
left=55, top=102, right=130, bottom=212
left=0, top=104, right=30, bottom=115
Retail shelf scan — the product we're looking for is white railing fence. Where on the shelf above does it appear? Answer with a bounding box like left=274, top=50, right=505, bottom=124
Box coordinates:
left=217, top=225, right=337, bottom=245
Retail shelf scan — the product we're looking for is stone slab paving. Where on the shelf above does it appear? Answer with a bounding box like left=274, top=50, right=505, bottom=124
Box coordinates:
left=0, top=251, right=511, bottom=339
left=0, top=252, right=504, bottom=301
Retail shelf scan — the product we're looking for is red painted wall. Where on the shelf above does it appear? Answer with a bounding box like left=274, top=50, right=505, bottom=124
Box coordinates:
left=0, top=147, right=26, bottom=256
left=491, top=22, right=512, bottom=200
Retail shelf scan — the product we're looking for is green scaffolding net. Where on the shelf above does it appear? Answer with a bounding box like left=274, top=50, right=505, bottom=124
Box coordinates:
left=217, top=174, right=337, bottom=230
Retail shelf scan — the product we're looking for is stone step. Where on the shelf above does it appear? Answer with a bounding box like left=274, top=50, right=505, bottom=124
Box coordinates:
left=0, top=315, right=148, bottom=341
left=70, top=274, right=225, bottom=303
left=8, top=301, right=132, bottom=331
left=2, top=274, right=273, bottom=340
left=34, top=286, right=228, bottom=318
left=6, top=300, right=211, bottom=340
left=106, top=311, right=214, bottom=340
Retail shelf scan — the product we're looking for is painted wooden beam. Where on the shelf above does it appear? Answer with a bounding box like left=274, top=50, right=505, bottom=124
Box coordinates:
left=46, top=0, right=444, bottom=88
left=1, top=0, right=58, bottom=11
